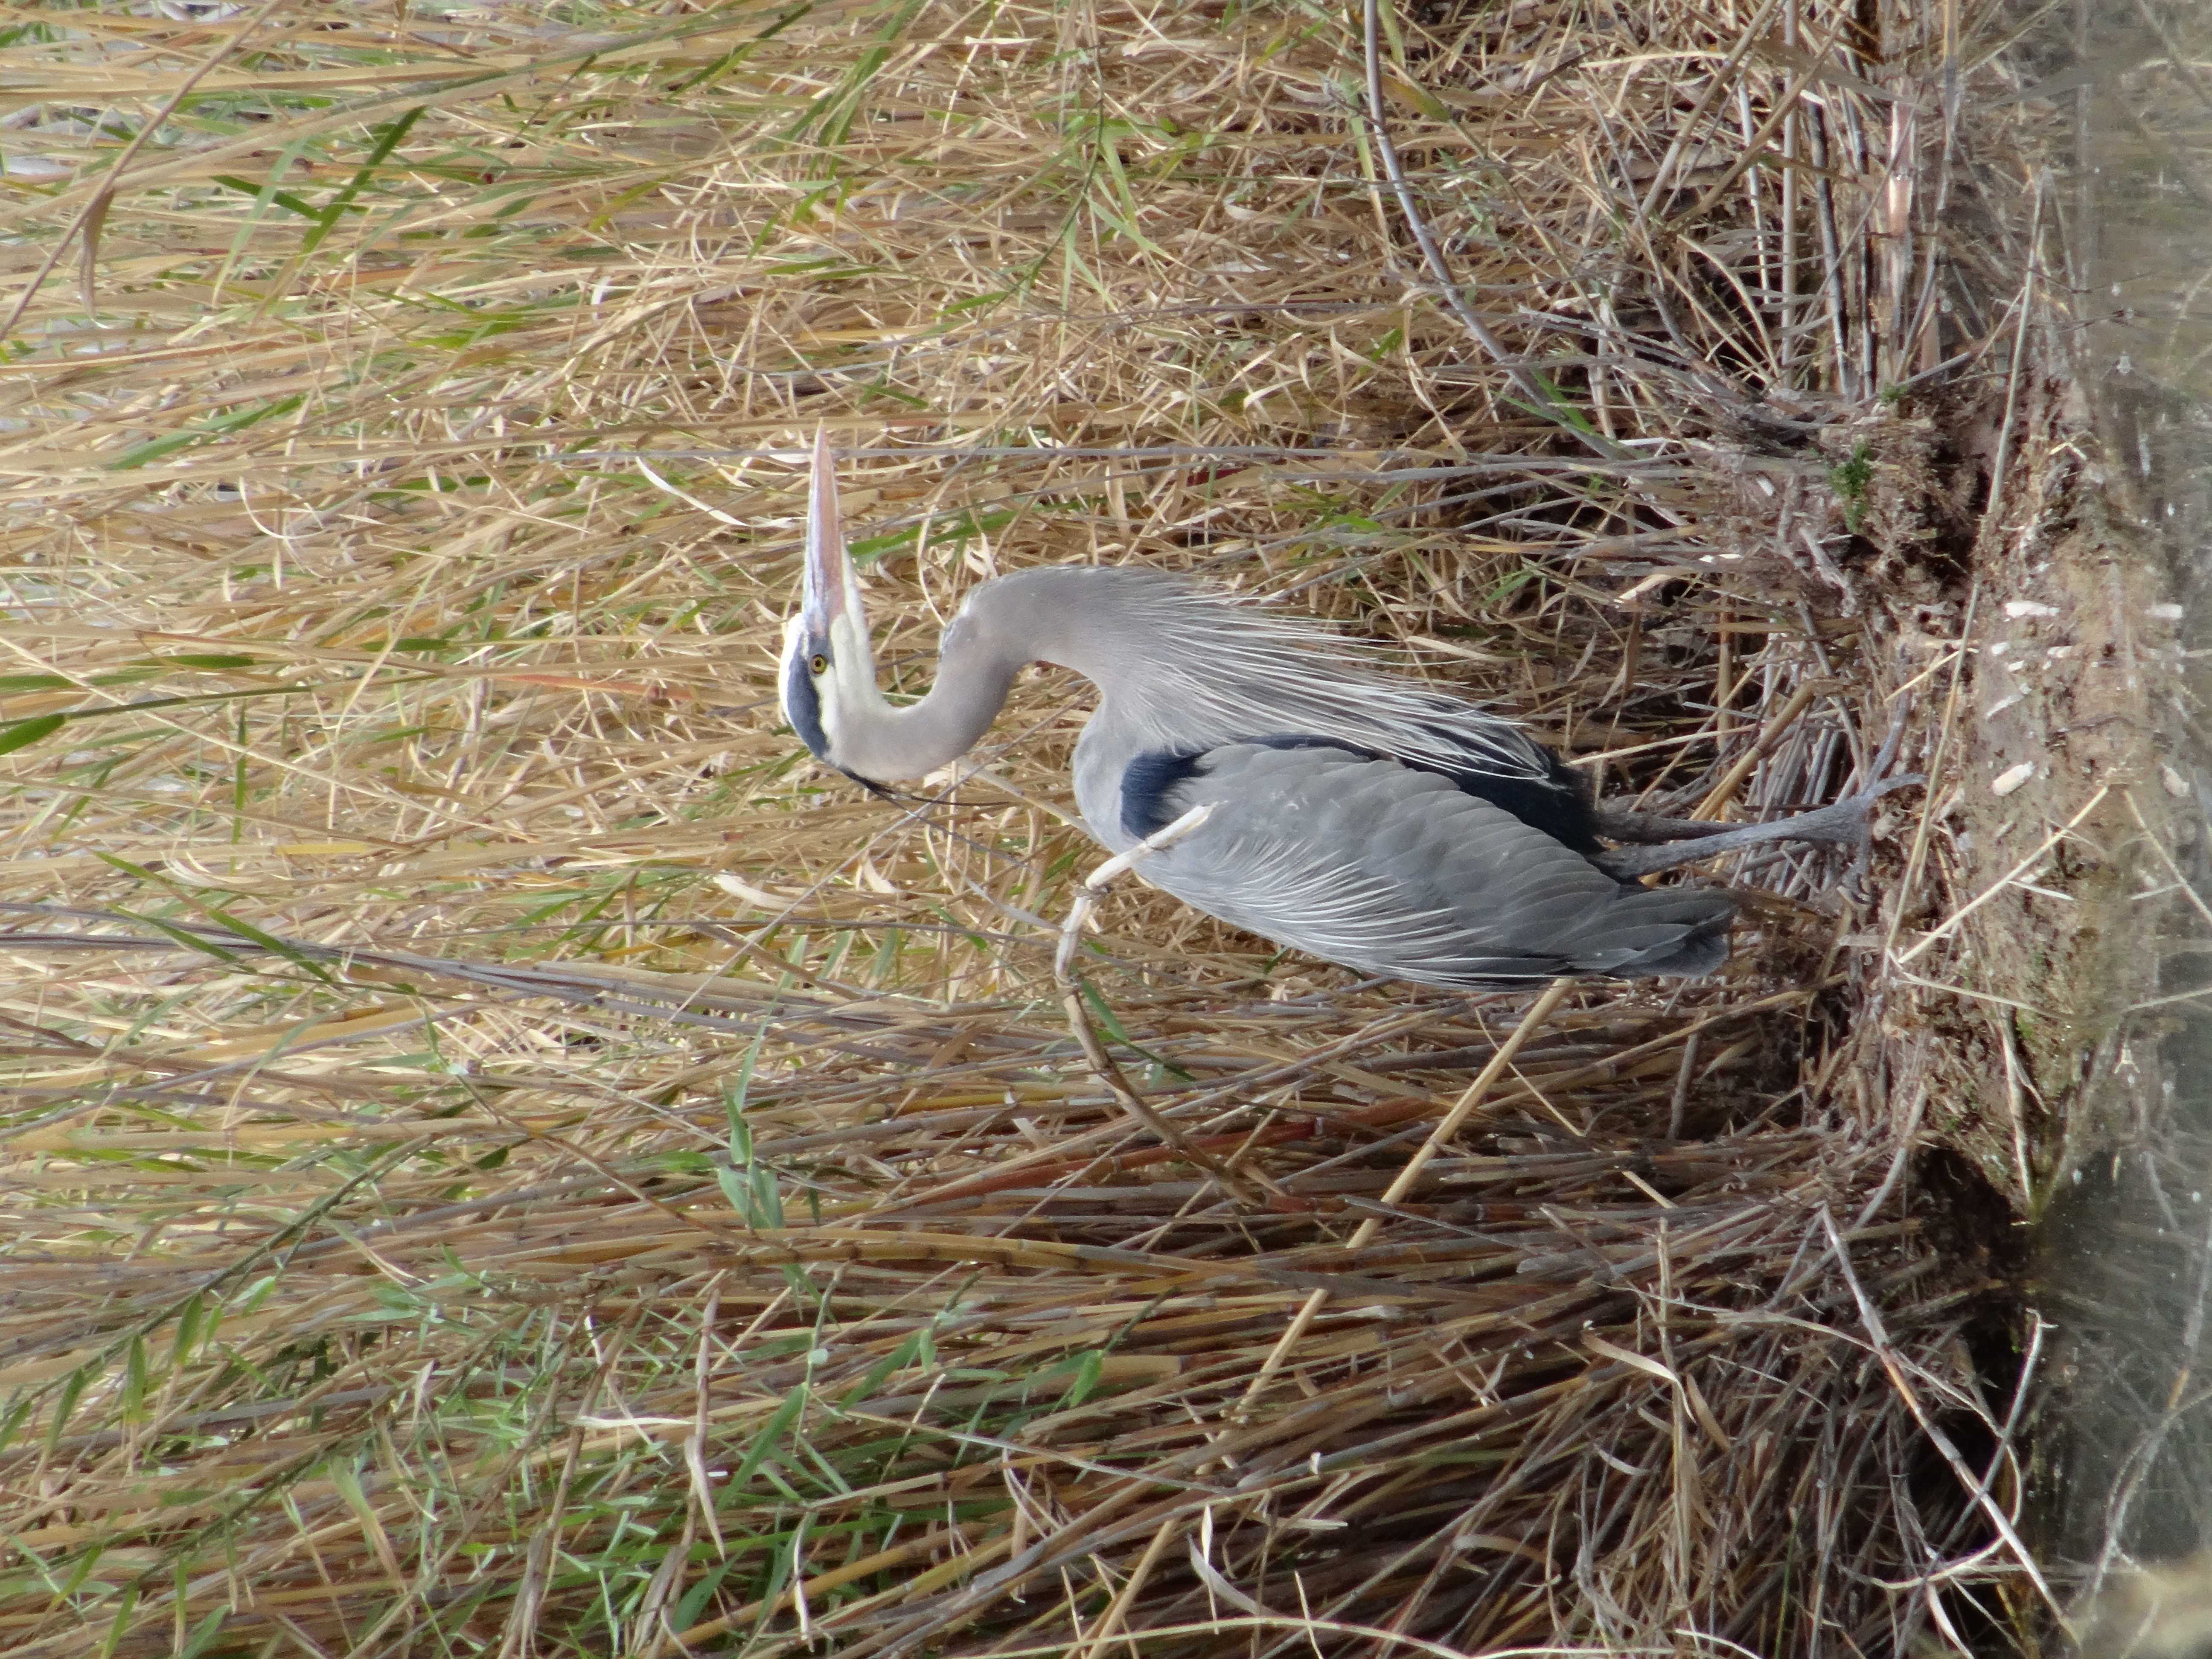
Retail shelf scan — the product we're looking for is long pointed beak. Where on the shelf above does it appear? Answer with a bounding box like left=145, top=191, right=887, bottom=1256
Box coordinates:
left=803, top=425, right=852, bottom=634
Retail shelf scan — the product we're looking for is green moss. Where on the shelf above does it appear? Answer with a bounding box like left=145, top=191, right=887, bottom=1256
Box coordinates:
left=1829, top=442, right=1875, bottom=532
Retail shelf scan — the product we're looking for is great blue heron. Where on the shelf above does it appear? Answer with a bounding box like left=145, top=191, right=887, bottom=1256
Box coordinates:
left=780, top=432, right=1917, bottom=986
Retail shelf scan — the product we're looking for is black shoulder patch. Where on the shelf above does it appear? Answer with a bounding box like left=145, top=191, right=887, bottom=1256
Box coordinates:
left=1433, top=750, right=1603, bottom=853
left=783, top=649, right=830, bottom=760
left=1404, top=721, right=1601, bottom=852
left=1119, top=748, right=1210, bottom=838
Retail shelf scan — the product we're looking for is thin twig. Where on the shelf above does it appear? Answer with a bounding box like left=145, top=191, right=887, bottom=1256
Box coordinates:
left=1054, top=804, right=1257, bottom=1199
left=1884, top=579, right=1976, bottom=963
left=1359, top=0, right=1615, bottom=455
left=1979, top=183, right=2046, bottom=545
left=1633, top=0, right=1784, bottom=226
left=1673, top=20, right=1840, bottom=226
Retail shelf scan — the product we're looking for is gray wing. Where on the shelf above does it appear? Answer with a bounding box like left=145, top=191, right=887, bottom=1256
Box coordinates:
left=1132, top=742, right=1734, bottom=985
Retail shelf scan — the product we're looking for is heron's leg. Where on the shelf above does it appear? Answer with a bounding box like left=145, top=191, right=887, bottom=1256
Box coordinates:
left=1592, top=718, right=1922, bottom=879
left=1594, top=772, right=1923, bottom=877
left=1593, top=806, right=1763, bottom=846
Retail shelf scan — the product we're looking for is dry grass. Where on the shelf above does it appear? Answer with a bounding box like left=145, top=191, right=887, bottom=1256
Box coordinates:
left=0, top=1, right=2052, bottom=1654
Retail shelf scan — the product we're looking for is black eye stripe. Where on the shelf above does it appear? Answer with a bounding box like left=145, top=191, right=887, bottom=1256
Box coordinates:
left=783, top=645, right=830, bottom=758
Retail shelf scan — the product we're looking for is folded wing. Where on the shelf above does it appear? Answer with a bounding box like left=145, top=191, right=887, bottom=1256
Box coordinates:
left=1131, top=742, right=1734, bottom=985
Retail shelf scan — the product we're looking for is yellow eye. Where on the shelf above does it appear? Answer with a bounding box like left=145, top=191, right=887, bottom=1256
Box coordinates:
left=809, top=653, right=828, bottom=675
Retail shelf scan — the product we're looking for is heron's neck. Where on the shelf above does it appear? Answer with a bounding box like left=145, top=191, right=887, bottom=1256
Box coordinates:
left=832, top=569, right=1129, bottom=782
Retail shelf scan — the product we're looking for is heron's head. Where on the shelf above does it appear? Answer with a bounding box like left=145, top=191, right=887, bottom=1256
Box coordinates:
left=779, top=427, right=878, bottom=772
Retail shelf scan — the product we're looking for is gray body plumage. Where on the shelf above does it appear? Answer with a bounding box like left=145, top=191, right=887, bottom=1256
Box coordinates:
left=797, top=561, right=1734, bottom=986
left=1021, top=570, right=1731, bottom=985
left=1108, top=742, right=1729, bottom=983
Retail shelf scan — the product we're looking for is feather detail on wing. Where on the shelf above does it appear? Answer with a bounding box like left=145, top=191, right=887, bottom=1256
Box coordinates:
left=1130, top=742, right=1734, bottom=985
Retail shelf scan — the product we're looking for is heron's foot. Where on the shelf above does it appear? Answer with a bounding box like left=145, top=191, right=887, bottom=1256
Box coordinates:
left=1771, top=765, right=1927, bottom=845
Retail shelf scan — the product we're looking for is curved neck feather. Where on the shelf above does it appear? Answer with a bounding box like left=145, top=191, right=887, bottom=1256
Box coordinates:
left=827, top=564, right=1546, bottom=788
left=830, top=568, right=1135, bottom=783
left=829, top=650, right=1018, bottom=781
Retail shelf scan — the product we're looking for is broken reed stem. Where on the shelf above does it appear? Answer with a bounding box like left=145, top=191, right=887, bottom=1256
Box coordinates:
left=1369, top=978, right=1579, bottom=1215
left=1073, top=1511, right=1182, bottom=1659
left=1893, top=781, right=2110, bottom=965
left=1693, top=680, right=1821, bottom=819
left=1054, top=803, right=1252, bottom=1196
left=1239, top=977, right=1575, bottom=1412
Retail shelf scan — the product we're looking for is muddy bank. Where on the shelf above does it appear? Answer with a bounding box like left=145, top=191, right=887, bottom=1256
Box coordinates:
left=1842, top=4, right=2212, bottom=1639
